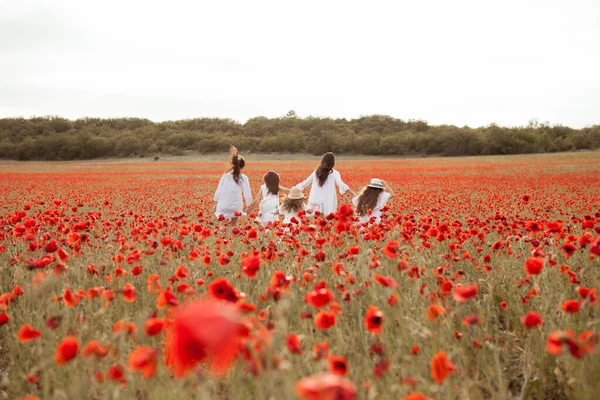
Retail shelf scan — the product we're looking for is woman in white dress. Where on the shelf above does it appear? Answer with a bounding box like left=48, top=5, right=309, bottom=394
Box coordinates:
left=213, top=146, right=252, bottom=226
left=352, top=178, right=395, bottom=224
left=248, top=170, right=290, bottom=226
left=296, top=152, right=356, bottom=216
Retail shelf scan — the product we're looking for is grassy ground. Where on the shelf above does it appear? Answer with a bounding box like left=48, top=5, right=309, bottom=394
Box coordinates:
left=0, top=152, right=599, bottom=399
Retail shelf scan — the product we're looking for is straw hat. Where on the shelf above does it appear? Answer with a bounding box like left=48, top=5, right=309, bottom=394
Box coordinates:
left=367, top=178, right=385, bottom=189
left=287, top=186, right=305, bottom=200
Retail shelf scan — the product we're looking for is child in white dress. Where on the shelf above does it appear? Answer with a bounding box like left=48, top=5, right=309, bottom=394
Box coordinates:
left=352, top=178, right=394, bottom=224
left=296, top=152, right=356, bottom=216
left=279, top=187, right=314, bottom=225
left=249, top=171, right=290, bottom=226
left=213, top=146, right=252, bottom=226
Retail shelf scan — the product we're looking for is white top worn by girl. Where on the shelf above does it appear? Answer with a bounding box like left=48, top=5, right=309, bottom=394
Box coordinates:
left=352, top=192, right=391, bottom=224
left=258, top=184, right=280, bottom=226
left=279, top=203, right=310, bottom=224
left=296, top=169, right=349, bottom=215
left=214, top=173, right=253, bottom=219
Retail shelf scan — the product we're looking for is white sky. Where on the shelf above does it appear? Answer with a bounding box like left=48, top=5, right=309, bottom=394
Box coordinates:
left=1, top=0, right=599, bottom=128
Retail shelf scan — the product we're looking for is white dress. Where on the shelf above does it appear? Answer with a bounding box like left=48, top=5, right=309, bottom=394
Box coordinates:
left=279, top=203, right=310, bottom=224
left=352, top=192, right=391, bottom=224
left=296, top=169, right=349, bottom=215
left=258, top=184, right=280, bottom=226
left=214, top=173, right=252, bottom=219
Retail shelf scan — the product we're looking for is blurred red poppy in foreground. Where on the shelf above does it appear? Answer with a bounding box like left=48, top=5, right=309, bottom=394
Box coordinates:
left=164, top=298, right=242, bottom=377
left=295, top=372, right=357, bottom=400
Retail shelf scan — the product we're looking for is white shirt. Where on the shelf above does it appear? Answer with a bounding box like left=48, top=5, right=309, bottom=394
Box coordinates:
left=258, top=184, right=280, bottom=226
left=352, top=191, right=391, bottom=223
left=296, top=169, right=349, bottom=215
left=214, top=173, right=252, bottom=219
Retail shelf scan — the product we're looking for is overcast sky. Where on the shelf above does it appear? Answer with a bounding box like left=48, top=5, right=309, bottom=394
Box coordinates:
left=1, top=0, right=599, bottom=128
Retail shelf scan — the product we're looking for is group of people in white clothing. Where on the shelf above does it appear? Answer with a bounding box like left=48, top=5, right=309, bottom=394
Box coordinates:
left=213, top=146, right=395, bottom=227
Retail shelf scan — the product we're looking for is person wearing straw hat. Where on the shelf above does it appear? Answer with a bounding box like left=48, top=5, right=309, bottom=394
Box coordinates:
left=352, top=178, right=395, bottom=224
left=279, top=186, right=315, bottom=224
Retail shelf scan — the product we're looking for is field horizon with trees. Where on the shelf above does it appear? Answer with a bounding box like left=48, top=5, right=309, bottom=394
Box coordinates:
left=1, top=112, right=599, bottom=161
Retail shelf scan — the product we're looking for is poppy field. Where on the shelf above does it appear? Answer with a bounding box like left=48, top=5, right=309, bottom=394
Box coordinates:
left=1, top=152, right=599, bottom=400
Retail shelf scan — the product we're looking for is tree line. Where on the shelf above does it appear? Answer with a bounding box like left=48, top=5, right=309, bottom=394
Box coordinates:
left=0, top=113, right=598, bottom=160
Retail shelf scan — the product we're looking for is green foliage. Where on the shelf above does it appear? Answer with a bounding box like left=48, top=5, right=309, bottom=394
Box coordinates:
left=0, top=115, right=598, bottom=160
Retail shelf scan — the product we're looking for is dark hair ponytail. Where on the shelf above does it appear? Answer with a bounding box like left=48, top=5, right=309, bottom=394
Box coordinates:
left=315, top=152, right=335, bottom=187
left=229, top=145, right=245, bottom=184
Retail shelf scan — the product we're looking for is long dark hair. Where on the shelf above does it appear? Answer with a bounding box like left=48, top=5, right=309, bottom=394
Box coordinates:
left=356, top=187, right=383, bottom=216
left=264, top=170, right=280, bottom=195
left=282, top=198, right=305, bottom=213
left=228, top=145, right=246, bottom=184
left=316, top=152, right=335, bottom=187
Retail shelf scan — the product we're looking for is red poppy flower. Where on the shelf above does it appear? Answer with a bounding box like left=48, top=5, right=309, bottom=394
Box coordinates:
left=348, top=245, right=360, bottom=255
left=128, top=346, right=158, bottom=378
left=63, top=287, right=82, bottom=308
left=500, top=301, right=508, bottom=310
left=383, top=240, right=400, bottom=259
left=208, top=278, right=239, bottom=303
left=54, top=336, right=79, bottom=365
left=364, top=306, right=384, bottom=334
left=305, top=287, right=334, bottom=309
left=313, top=341, right=330, bottom=360
left=328, top=355, right=349, bottom=376
left=17, top=324, right=41, bottom=343
left=164, top=298, right=242, bottom=377
left=430, top=351, right=455, bottom=383
left=12, top=285, right=24, bottom=296
left=524, top=257, right=544, bottom=275
left=314, top=311, right=336, bottom=330
left=147, top=274, right=162, bottom=293
left=287, top=333, right=302, bottom=355
left=561, top=243, right=577, bottom=259
left=144, top=318, right=165, bottom=336
left=82, top=341, right=109, bottom=359
left=521, top=311, right=543, bottom=328
left=561, top=299, right=580, bottom=313
left=426, top=304, right=445, bottom=321
left=0, top=313, right=9, bottom=327
left=175, top=265, right=189, bottom=279
left=107, top=363, right=125, bottom=381
left=372, top=274, right=397, bottom=288
left=241, top=255, right=261, bottom=278
left=295, top=373, right=356, bottom=400
left=452, top=283, right=478, bottom=303
left=403, top=393, right=433, bottom=400
left=462, top=314, right=481, bottom=326
left=122, top=283, right=136, bottom=302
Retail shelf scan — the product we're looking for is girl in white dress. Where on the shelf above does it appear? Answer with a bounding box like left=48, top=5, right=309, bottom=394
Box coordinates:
left=352, top=178, right=395, bottom=224
left=296, top=152, right=356, bottom=216
left=279, top=187, right=314, bottom=224
left=213, top=146, right=252, bottom=226
left=249, top=171, right=290, bottom=226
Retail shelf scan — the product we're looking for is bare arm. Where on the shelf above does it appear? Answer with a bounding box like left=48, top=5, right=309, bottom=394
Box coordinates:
left=383, top=181, right=395, bottom=199
left=248, top=189, right=262, bottom=212
left=296, top=171, right=315, bottom=190
left=279, top=185, right=291, bottom=193
left=242, top=176, right=253, bottom=207
left=334, top=171, right=356, bottom=196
